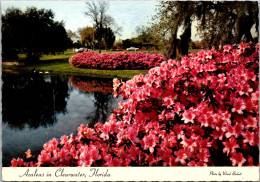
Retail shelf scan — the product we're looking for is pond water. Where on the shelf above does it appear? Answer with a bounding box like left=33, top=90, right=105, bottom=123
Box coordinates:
left=2, top=71, right=123, bottom=166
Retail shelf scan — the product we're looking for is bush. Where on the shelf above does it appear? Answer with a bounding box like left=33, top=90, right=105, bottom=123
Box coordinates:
left=69, top=52, right=164, bottom=70
left=11, top=42, right=259, bottom=167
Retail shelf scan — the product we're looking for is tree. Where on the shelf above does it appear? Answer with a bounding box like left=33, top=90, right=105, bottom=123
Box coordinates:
left=122, top=39, right=133, bottom=49
left=85, top=1, right=114, bottom=53
left=153, top=1, right=259, bottom=59
left=78, top=26, right=95, bottom=48
left=2, top=7, right=70, bottom=63
left=153, top=1, right=193, bottom=59
left=1, top=8, right=22, bottom=61
left=114, top=40, right=123, bottom=49
left=67, top=30, right=80, bottom=43
left=134, top=25, right=161, bottom=50
left=103, top=27, right=115, bottom=50
left=198, top=1, right=259, bottom=47
left=85, top=1, right=122, bottom=53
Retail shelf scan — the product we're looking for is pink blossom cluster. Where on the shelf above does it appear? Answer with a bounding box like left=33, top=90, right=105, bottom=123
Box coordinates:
left=11, top=42, right=259, bottom=167
left=69, top=52, right=164, bottom=70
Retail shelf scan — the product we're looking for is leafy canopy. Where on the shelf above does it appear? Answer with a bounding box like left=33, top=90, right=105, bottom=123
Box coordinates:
left=2, top=7, right=70, bottom=62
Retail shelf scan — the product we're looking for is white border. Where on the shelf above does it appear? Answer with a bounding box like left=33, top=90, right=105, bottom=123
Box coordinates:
left=2, top=167, right=260, bottom=181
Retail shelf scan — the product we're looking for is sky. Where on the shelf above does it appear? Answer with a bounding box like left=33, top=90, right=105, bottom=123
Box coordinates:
left=1, top=0, right=161, bottom=40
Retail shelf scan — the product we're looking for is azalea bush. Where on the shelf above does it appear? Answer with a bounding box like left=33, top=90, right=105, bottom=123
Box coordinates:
left=69, top=52, right=164, bottom=70
left=70, top=76, right=113, bottom=94
left=11, top=42, right=259, bottom=167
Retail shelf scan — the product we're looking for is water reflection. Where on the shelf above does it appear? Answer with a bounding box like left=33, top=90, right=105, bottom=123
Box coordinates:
left=70, top=76, right=113, bottom=94
left=2, top=72, right=122, bottom=166
left=2, top=72, right=69, bottom=129
left=70, top=76, right=116, bottom=126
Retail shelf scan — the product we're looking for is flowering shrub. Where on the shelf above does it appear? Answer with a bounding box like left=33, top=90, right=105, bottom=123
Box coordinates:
left=69, top=76, right=113, bottom=94
left=69, top=52, right=164, bottom=70
left=11, top=42, right=259, bottom=167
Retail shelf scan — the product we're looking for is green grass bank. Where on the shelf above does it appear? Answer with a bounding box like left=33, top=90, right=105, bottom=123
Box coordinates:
left=2, top=53, right=148, bottom=80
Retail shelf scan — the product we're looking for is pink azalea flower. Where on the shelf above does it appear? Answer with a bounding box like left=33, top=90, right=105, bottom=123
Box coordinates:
left=223, top=45, right=233, bottom=53
left=231, top=98, right=246, bottom=115
left=100, top=123, right=110, bottom=140
left=127, top=126, right=140, bottom=144
left=163, top=96, right=175, bottom=108
left=142, top=134, right=159, bottom=153
left=233, top=123, right=244, bottom=138
left=180, top=136, right=197, bottom=153
left=196, top=149, right=210, bottom=162
left=242, top=131, right=256, bottom=146
left=182, top=109, right=196, bottom=124
left=174, top=149, right=187, bottom=165
left=11, top=158, right=24, bottom=167
left=222, top=137, right=239, bottom=156
left=230, top=152, right=246, bottom=166
left=145, top=154, right=158, bottom=166
left=68, top=133, right=75, bottom=144
left=157, top=146, right=172, bottom=165
left=164, top=132, right=177, bottom=148
left=245, top=115, right=258, bottom=129
left=196, top=161, right=208, bottom=166
left=113, top=78, right=120, bottom=91
left=106, top=157, right=123, bottom=167
left=58, top=148, right=70, bottom=163
left=37, top=151, right=52, bottom=165
left=60, top=135, right=68, bottom=145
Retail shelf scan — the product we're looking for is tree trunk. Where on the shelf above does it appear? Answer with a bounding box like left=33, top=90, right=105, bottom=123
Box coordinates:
left=178, top=21, right=191, bottom=56
left=164, top=34, right=178, bottom=60
left=164, top=17, right=181, bottom=60
left=98, top=41, right=101, bottom=53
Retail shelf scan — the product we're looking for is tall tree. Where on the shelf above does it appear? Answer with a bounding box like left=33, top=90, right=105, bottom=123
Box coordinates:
left=2, top=7, right=70, bottom=63
left=85, top=1, right=114, bottom=53
left=153, top=1, right=194, bottom=59
left=154, top=1, right=259, bottom=60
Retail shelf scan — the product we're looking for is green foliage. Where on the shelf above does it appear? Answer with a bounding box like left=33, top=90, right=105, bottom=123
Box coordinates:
left=103, top=27, right=116, bottom=50
left=78, top=26, right=94, bottom=48
left=2, top=7, right=71, bottom=63
left=121, top=25, right=161, bottom=50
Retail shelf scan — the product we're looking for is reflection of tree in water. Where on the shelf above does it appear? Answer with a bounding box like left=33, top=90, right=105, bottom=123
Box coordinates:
left=87, top=92, right=114, bottom=128
left=2, top=72, right=69, bottom=129
left=69, top=75, right=117, bottom=127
